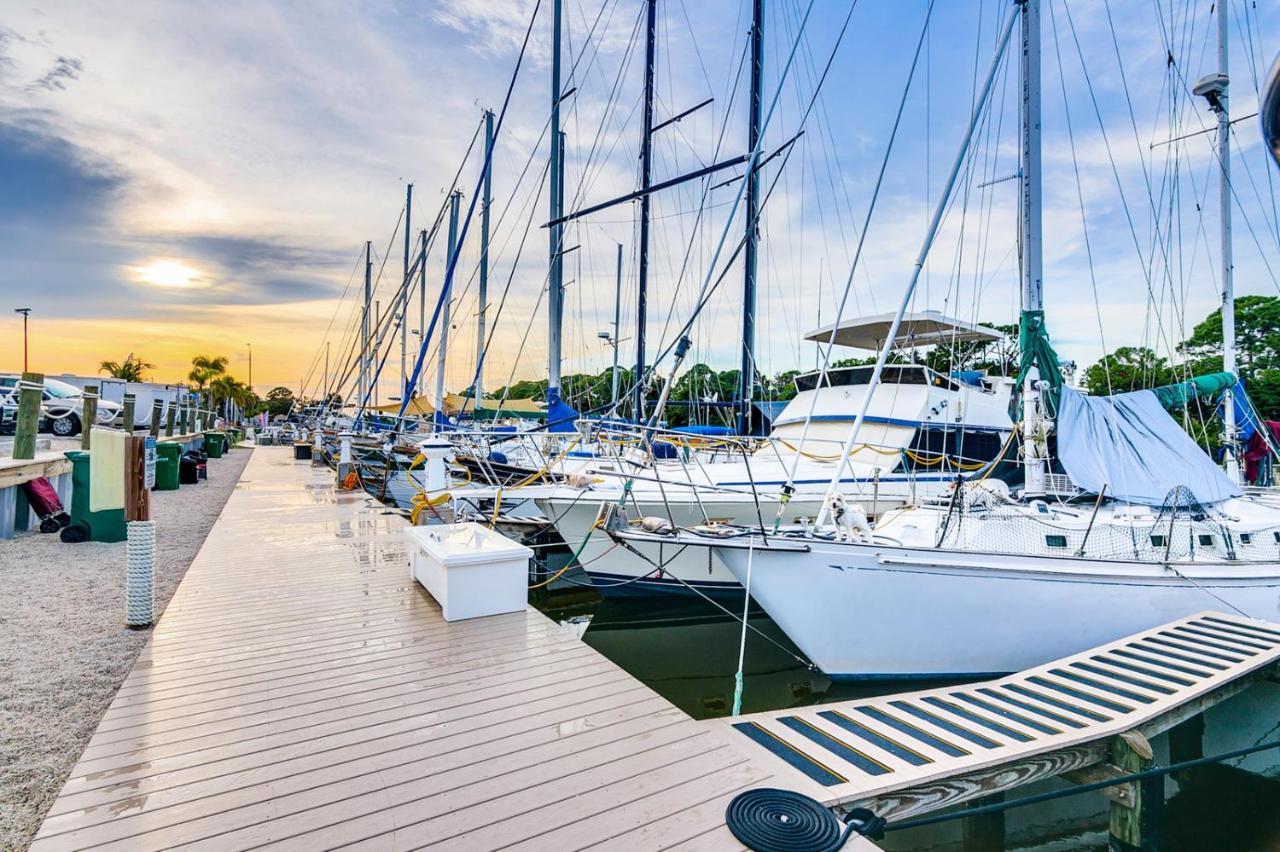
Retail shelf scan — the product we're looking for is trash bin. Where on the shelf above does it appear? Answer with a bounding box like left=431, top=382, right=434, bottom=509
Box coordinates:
left=179, top=452, right=203, bottom=485
left=204, top=431, right=226, bottom=458
left=154, top=441, right=181, bottom=491
left=62, top=450, right=127, bottom=543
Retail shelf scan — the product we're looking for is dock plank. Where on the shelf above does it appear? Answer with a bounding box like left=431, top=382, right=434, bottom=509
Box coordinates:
left=32, top=448, right=813, bottom=850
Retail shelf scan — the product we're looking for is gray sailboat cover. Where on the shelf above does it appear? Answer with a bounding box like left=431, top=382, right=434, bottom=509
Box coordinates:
left=1057, top=387, right=1242, bottom=505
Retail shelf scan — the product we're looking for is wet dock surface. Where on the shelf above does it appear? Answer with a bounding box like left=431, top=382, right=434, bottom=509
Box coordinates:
left=29, top=446, right=815, bottom=851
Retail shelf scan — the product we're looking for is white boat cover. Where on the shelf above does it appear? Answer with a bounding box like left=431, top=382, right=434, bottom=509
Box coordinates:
left=1057, top=386, right=1241, bottom=505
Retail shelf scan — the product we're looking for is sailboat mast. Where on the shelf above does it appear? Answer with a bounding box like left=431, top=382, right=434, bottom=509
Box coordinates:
left=417, top=228, right=427, bottom=399
left=738, top=0, right=764, bottom=436
left=360, top=240, right=372, bottom=422
left=612, top=242, right=623, bottom=408
left=435, top=191, right=462, bottom=430
left=547, top=0, right=565, bottom=405
left=1019, top=0, right=1045, bottom=496
left=634, top=0, right=657, bottom=421
left=478, top=109, right=494, bottom=410
left=401, top=183, right=413, bottom=403
left=1217, top=0, right=1239, bottom=482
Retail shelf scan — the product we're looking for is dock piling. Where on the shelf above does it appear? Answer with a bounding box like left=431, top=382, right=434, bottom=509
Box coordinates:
left=1109, top=731, right=1162, bottom=852
left=13, top=372, right=43, bottom=460
left=81, top=385, right=98, bottom=450
left=149, top=399, right=163, bottom=437
left=164, top=403, right=176, bottom=437
left=121, top=394, right=136, bottom=433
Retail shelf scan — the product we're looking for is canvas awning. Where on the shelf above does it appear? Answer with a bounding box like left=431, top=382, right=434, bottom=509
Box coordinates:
left=805, top=310, right=1004, bottom=351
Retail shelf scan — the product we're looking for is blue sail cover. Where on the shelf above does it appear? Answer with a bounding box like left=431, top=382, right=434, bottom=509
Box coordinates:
left=1057, top=387, right=1242, bottom=505
left=544, top=387, right=580, bottom=433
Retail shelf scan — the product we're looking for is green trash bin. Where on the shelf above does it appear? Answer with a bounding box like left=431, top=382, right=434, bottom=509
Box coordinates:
left=63, top=450, right=127, bottom=542
left=154, top=441, right=181, bottom=491
left=204, top=431, right=226, bottom=458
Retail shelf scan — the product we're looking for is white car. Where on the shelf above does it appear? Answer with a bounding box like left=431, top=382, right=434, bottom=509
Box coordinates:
left=0, top=375, right=123, bottom=437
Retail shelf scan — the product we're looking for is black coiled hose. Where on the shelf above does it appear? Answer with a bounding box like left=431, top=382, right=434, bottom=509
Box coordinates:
left=725, top=789, right=885, bottom=851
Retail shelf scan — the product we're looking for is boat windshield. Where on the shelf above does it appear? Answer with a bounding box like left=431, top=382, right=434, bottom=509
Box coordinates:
left=793, top=364, right=960, bottom=393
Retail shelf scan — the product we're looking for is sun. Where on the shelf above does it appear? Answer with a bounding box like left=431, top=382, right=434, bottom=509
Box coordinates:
left=134, top=259, right=202, bottom=289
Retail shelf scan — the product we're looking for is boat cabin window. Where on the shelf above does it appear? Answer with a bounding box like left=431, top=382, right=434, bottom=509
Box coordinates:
left=1198, top=534, right=1214, bottom=547
left=1240, top=533, right=1253, bottom=545
left=1150, top=534, right=1167, bottom=547
left=1044, top=534, right=1068, bottom=549
left=793, top=364, right=961, bottom=393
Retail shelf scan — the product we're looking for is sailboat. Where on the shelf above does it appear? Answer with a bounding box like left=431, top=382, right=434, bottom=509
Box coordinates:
left=611, top=0, right=1280, bottom=678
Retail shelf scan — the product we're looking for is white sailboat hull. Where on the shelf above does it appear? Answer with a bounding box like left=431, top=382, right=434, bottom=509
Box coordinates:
left=714, top=539, right=1280, bottom=679
left=539, top=479, right=932, bottom=597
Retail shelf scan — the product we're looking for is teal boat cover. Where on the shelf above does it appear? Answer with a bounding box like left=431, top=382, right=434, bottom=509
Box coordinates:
left=1057, top=386, right=1241, bottom=505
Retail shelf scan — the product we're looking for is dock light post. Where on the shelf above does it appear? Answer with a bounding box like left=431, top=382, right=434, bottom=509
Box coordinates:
left=14, top=308, right=31, bottom=372
left=246, top=343, right=253, bottom=394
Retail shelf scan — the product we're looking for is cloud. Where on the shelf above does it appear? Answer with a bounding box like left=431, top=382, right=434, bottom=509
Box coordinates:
left=27, top=55, right=82, bottom=91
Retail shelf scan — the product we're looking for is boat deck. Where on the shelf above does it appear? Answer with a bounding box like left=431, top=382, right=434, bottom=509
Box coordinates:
left=31, top=447, right=833, bottom=851
left=710, top=610, right=1280, bottom=820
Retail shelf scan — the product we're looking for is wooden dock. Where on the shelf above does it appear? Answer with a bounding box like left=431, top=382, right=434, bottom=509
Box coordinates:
left=30, top=446, right=830, bottom=851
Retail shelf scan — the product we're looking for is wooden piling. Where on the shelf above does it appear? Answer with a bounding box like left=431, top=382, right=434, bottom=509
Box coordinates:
left=1109, top=730, right=1162, bottom=852
left=179, top=404, right=188, bottom=436
left=81, top=384, right=98, bottom=450
left=164, top=403, right=176, bottom=437
left=149, top=399, right=163, bottom=437
left=121, top=394, right=136, bottom=434
left=13, top=371, right=43, bottom=460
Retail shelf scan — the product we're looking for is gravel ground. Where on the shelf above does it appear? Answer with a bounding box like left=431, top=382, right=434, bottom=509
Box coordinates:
left=0, top=446, right=253, bottom=850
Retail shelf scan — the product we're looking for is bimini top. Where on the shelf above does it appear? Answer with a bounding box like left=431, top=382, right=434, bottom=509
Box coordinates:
left=805, top=310, right=1004, bottom=351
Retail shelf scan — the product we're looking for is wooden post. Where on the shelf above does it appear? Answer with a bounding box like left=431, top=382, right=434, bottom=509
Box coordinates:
left=1110, top=731, right=1162, bottom=852
left=124, top=436, right=150, bottom=522
left=165, top=403, right=176, bottom=437
left=149, top=399, right=163, bottom=437
left=13, top=371, right=43, bottom=460
left=180, top=404, right=189, bottom=436
left=81, top=384, right=98, bottom=450
left=961, top=793, right=1005, bottom=852
left=121, top=393, right=136, bottom=434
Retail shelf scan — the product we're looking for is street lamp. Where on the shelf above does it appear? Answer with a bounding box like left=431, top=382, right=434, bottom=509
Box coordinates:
left=14, top=308, right=31, bottom=372
left=246, top=342, right=253, bottom=392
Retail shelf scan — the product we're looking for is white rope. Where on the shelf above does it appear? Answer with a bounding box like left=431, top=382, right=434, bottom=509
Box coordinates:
left=730, top=540, right=755, bottom=718
left=125, top=520, right=156, bottom=627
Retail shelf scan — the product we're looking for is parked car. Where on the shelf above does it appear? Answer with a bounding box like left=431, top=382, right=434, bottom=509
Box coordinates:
left=0, top=375, right=123, bottom=437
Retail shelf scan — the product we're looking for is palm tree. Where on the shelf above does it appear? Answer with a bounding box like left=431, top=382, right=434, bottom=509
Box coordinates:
left=98, top=353, right=154, bottom=382
left=188, top=354, right=229, bottom=392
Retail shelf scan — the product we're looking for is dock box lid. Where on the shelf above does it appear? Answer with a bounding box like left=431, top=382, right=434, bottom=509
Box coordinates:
left=405, top=522, right=534, bottom=567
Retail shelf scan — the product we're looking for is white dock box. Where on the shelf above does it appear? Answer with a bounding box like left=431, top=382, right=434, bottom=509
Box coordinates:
left=405, top=523, right=534, bottom=621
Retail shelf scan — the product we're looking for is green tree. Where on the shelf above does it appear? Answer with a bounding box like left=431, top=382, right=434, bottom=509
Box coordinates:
left=1180, top=295, right=1280, bottom=379
left=1082, top=346, right=1176, bottom=396
left=188, top=354, right=229, bottom=391
left=98, top=353, right=154, bottom=382
left=264, top=386, right=295, bottom=418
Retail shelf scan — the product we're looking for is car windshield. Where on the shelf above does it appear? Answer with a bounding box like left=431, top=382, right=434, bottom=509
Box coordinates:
left=43, top=379, right=81, bottom=399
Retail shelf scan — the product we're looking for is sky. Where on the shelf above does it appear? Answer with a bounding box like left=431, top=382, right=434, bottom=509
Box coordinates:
left=1, top=0, right=1278, bottom=402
